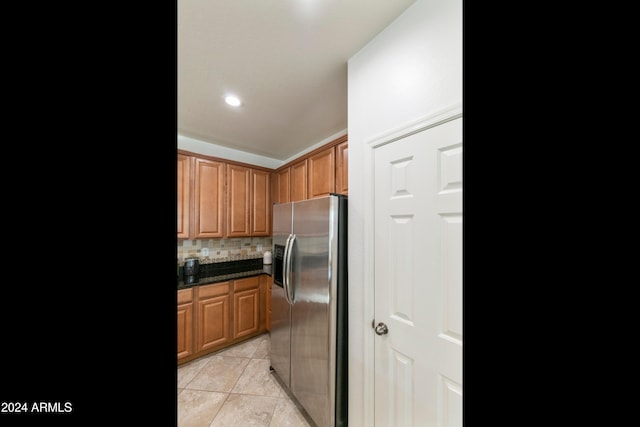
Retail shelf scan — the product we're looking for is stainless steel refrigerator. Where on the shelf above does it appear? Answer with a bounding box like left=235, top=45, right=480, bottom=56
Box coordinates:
left=270, top=194, right=348, bottom=427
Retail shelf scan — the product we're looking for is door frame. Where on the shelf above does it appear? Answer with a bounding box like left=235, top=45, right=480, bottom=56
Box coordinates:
left=362, top=103, right=462, bottom=425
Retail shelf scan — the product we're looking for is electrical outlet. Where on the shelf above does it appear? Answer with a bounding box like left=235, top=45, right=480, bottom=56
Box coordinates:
left=257, top=245, right=263, bottom=252
left=202, top=248, right=209, bottom=257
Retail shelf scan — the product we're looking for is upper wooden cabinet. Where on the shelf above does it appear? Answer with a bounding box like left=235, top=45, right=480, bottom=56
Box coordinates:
left=272, top=167, right=291, bottom=204
left=335, top=141, right=348, bottom=195
left=272, top=135, right=348, bottom=204
left=177, top=154, right=191, bottom=239
left=180, top=135, right=345, bottom=238
left=308, top=146, right=335, bottom=199
left=196, top=282, right=231, bottom=353
left=291, top=160, right=308, bottom=202
left=227, top=164, right=251, bottom=237
left=227, top=164, right=272, bottom=237
left=177, top=287, right=194, bottom=361
left=251, top=169, right=271, bottom=236
left=178, top=155, right=225, bottom=239
left=193, top=158, right=225, bottom=238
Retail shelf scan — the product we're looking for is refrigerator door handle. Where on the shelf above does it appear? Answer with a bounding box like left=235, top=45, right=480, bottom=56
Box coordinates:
left=285, top=233, right=296, bottom=304
left=283, top=233, right=293, bottom=305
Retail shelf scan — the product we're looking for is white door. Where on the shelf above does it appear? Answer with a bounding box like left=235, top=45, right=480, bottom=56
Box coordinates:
left=373, top=116, right=462, bottom=426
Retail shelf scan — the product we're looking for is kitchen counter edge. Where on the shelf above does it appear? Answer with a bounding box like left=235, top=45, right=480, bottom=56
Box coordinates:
left=177, top=264, right=272, bottom=290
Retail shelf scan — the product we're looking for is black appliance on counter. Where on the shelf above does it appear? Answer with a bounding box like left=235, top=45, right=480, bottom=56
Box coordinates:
left=184, top=258, right=200, bottom=276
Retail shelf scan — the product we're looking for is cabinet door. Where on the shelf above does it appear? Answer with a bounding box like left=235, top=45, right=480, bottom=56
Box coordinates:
left=227, top=164, right=251, bottom=237
left=177, top=303, right=193, bottom=360
left=197, top=283, right=230, bottom=352
left=308, top=146, right=335, bottom=199
left=193, top=158, right=225, bottom=238
left=233, top=277, right=260, bottom=339
left=291, top=160, right=308, bottom=202
left=251, top=169, right=271, bottom=236
left=335, top=141, right=348, bottom=195
left=177, top=288, right=194, bottom=360
left=276, top=167, right=291, bottom=204
left=177, top=154, right=192, bottom=239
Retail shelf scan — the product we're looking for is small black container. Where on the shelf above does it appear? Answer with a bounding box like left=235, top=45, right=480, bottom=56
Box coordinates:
left=184, top=258, right=200, bottom=276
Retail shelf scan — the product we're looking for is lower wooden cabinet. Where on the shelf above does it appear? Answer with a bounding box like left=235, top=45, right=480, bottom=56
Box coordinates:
left=233, top=277, right=261, bottom=339
left=197, top=282, right=231, bottom=353
left=178, top=274, right=270, bottom=365
left=177, top=288, right=194, bottom=361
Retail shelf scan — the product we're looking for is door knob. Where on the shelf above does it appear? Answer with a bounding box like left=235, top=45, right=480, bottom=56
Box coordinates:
left=374, top=322, right=388, bottom=335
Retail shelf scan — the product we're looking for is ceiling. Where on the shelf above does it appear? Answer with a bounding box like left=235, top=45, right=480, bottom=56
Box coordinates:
left=178, top=0, right=417, bottom=161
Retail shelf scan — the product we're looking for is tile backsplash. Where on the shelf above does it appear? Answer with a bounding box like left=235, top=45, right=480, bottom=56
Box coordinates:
left=177, top=237, right=272, bottom=265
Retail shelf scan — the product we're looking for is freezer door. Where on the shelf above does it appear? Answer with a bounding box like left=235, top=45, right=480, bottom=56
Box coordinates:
left=290, top=196, right=339, bottom=427
left=270, top=202, right=293, bottom=387
left=270, top=282, right=291, bottom=388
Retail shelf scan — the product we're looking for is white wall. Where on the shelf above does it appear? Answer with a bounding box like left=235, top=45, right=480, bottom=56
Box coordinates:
left=347, top=0, right=462, bottom=424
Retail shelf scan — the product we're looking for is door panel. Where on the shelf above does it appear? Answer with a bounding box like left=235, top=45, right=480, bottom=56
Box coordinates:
left=291, top=160, right=308, bottom=201
left=233, top=288, right=259, bottom=339
left=270, top=284, right=291, bottom=387
left=198, top=295, right=230, bottom=352
left=177, top=302, right=193, bottom=360
left=270, top=203, right=293, bottom=387
left=373, top=117, right=462, bottom=426
left=251, top=169, right=271, bottom=236
left=194, top=158, right=225, bottom=238
left=227, top=164, right=251, bottom=237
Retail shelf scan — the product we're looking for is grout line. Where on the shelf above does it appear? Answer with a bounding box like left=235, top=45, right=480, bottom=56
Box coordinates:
left=227, top=356, right=249, bottom=395
left=207, top=391, right=231, bottom=427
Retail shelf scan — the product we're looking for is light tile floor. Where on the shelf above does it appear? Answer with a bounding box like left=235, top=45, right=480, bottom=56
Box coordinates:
left=178, top=332, right=313, bottom=427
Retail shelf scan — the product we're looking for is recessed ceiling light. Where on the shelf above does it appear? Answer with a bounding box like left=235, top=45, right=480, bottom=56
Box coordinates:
left=224, top=95, right=242, bottom=107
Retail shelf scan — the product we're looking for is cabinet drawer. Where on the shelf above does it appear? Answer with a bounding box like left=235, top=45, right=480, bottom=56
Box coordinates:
left=233, top=276, right=260, bottom=292
left=198, top=282, right=230, bottom=299
left=178, top=288, right=193, bottom=304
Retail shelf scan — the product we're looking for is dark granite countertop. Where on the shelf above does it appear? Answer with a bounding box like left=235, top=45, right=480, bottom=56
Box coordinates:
left=177, top=259, right=272, bottom=290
